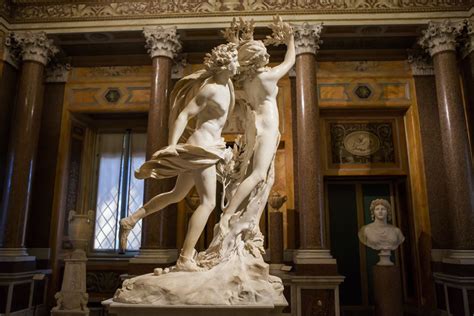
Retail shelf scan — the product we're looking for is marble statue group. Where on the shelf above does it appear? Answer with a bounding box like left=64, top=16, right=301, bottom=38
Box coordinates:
left=113, top=16, right=294, bottom=306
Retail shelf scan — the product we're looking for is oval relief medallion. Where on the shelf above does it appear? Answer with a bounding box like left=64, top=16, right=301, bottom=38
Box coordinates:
left=343, top=131, right=380, bottom=156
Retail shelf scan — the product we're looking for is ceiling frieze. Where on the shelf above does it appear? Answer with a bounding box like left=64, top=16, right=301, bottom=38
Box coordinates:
left=0, top=0, right=12, bottom=19
left=7, top=0, right=472, bottom=23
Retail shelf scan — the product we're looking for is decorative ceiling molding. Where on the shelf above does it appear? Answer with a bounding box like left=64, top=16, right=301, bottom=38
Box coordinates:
left=8, top=0, right=472, bottom=23
left=0, top=0, right=12, bottom=20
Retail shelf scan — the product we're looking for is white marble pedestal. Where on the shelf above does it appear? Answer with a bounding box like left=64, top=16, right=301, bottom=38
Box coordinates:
left=102, top=299, right=287, bottom=316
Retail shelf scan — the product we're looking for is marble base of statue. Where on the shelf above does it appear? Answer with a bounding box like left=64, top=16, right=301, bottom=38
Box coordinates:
left=103, top=299, right=287, bottom=316
left=373, top=265, right=403, bottom=316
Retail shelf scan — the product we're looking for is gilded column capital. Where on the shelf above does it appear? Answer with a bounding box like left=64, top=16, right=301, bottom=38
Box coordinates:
left=45, top=63, right=71, bottom=83
left=293, top=22, right=323, bottom=56
left=143, top=26, right=182, bottom=59
left=6, top=31, right=58, bottom=66
left=418, top=20, right=465, bottom=57
left=407, top=53, right=434, bottom=76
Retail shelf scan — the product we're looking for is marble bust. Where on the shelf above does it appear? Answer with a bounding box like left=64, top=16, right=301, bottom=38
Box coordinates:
left=358, top=199, right=405, bottom=266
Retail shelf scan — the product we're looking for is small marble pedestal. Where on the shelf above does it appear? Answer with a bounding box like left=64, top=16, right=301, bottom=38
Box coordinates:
left=51, top=250, right=89, bottom=316
left=103, top=299, right=287, bottom=316
left=373, top=265, right=403, bottom=316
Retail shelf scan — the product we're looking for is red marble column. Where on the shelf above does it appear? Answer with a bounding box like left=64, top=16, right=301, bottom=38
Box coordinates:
left=130, top=26, right=181, bottom=269
left=0, top=44, right=19, bottom=212
left=0, top=32, right=57, bottom=266
left=408, top=54, right=441, bottom=311
left=27, top=64, right=69, bottom=268
left=419, top=20, right=474, bottom=261
left=293, top=23, right=336, bottom=273
left=460, top=24, right=474, bottom=157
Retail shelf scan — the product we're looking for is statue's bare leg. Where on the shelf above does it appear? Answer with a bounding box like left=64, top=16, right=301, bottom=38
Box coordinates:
left=221, top=134, right=277, bottom=224
left=119, top=173, right=194, bottom=251
left=176, top=165, right=216, bottom=271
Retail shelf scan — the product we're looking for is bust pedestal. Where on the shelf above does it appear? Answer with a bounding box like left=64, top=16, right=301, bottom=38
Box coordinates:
left=373, top=265, right=403, bottom=316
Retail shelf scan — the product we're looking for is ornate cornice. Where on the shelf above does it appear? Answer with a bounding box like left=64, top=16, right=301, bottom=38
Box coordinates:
left=45, top=63, right=70, bottom=82
left=8, top=0, right=471, bottom=23
left=143, top=26, right=181, bottom=59
left=418, top=20, right=466, bottom=57
left=6, top=31, right=58, bottom=65
left=293, top=22, right=323, bottom=56
left=407, top=53, right=434, bottom=76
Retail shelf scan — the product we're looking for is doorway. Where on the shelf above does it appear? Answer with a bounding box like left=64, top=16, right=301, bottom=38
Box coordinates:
left=326, top=178, right=414, bottom=316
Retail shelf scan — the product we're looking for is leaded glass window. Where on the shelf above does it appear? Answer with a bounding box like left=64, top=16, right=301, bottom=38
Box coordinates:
left=93, top=130, right=146, bottom=251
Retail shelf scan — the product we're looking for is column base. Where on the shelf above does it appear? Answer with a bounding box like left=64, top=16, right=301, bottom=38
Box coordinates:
left=293, top=249, right=337, bottom=275
left=128, top=249, right=178, bottom=275
left=432, top=249, right=474, bottom=266
left=0, top=248, right=36, bottom=272
left=0, top=247, right=35, bottom=260
left=293, top=249, right=336, bottom=264
left=442, top=250, right=474, bottom=265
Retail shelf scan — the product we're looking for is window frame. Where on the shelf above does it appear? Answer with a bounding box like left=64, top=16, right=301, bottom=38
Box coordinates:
left=84, top=125, right=147, bottom=257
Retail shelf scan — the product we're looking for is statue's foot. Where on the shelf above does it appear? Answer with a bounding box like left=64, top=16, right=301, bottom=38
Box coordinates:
left=175, top=252, right=206, bottom=272
left=119, top=216, right=135, bottom=253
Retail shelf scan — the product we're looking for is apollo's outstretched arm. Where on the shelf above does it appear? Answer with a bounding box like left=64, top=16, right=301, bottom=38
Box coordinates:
left=268, top=34, right=295, bottom=81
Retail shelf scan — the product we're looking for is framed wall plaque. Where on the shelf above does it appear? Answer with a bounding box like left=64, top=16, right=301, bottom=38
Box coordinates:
left=321, top=116, right=407, bottom=175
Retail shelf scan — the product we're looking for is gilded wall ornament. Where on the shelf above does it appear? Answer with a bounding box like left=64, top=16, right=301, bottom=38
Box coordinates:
left=418, top=20, right=467, bottom=57
left=6, top=31, right=58, bottom=65
left=293, top=22, right=323, bottom=56
left=86, top=66, right=142, bottom=78
left=46, top=63, right=71, bottom=82
left=330, top=122, right=395, bottom=164
left=143, top=26, right=182, bottom=59
left=343, top=131, right=380, bottom=156
left=407, top=53, right=434, bottom=76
